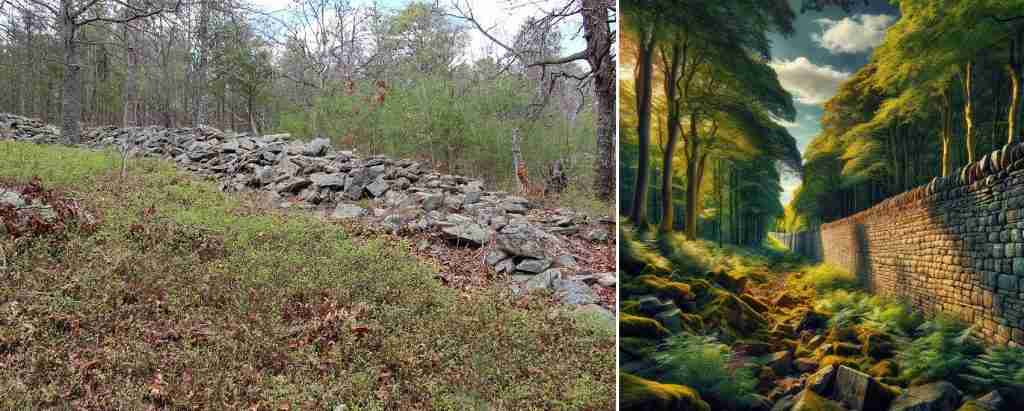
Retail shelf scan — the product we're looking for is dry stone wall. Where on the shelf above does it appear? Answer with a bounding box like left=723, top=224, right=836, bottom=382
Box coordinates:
left=0, top=113, right=616, bottom=312
left=815, top=142, right=1024, bottom=345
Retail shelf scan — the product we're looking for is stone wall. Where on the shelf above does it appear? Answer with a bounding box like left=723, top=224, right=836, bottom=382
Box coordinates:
left=0, top=113, right=616, bottom=310
left=770, top=230, right=822, bottom=261
left=815, top=143, right=1024, bottom=345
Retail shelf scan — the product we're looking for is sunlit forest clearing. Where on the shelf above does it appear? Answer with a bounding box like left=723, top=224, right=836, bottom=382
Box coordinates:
left=620, top=1, right=1024, bottom=410
left=0, top=0, right=617, bottom=408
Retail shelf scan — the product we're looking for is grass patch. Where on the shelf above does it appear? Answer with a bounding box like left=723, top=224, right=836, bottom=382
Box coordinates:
left=0, top=141, right=614, bottom=409
left=799, top=264, right=859, bottom=293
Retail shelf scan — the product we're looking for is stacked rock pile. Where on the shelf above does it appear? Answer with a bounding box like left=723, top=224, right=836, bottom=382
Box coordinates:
left=1, top=113, right=616, bottom=315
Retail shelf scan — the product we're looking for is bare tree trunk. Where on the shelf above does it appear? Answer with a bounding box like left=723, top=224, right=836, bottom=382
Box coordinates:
left=60, top=0, right=82, bottom=143
left=248, top=92, right=258, bottom=135
left=192, top=0, right=210, bottom=127
left=582, top=0, right=615, bottom=202
left=122, top=16, right=139, bottom=127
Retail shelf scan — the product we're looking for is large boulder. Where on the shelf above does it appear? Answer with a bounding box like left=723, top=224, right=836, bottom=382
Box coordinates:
left=620, top=373, right=710, bottom=411
left=331, top=204, right=366, bottom=219
left=553, top=278, right=598, bottom=306
left=495, top=223, right=548, bottom=259
left=523, top=268, right=561, bottom=292
left=791, top=389, right=845, bottom=411
left=832, top=365, right=895, bottom=411
left=767, top=350, right=794, bottom=376
left=440, top=221, right=490, bottom=246
left=309, top=172, right=346, bottom=189
left=302, top=137, right=330, bottom=156
left=342, top=167, right=374, bottom=200
left=890, top=381, right=962, bottom=411
left=516, top=258, right=552, bottom=273
left=807, top=364, right=838, bottom=396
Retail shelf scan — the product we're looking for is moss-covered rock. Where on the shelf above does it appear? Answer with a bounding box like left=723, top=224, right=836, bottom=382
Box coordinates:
left=819, top=355, right=860, bottom=369
left=869, top=360, right=897, bottom=379
left=734, top=339, right=775, bottom=356
left=621, top=299, right=641, bottom=315
left=626, top=275, right=697, bottom=308
left=791, top=389, right=845, bottom=411
left=620, top=373, right=711, bottom=411
left=621, top=313, right=670, bottom=339
left=741, top=293, right=771, bottom=313
left=773, top=291, right=803, bottom=309
left=858, top=328, right=896, bottom=359
left=711, top=270, right=749, bottom=294
left=700, top=290, right=767, bottom=338
left=686, top=278, right=713, bottom=299
left=827, top=326, right=859, bottom=343
left=833, top=342, right=862, bottom=356
left=956, top=401, right=991, bottom=411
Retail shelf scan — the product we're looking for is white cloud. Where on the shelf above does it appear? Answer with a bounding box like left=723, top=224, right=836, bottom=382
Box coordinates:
left=811, top=14, right=896, bottom=54
left=780, top=174, right=801, bottom=205
left=769, top=57, right=850, bottom=105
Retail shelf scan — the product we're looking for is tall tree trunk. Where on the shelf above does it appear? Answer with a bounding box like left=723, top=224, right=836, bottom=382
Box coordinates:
left=122, top=17, right=139, bottom=127
left=248, top=92, right=258, bottom=135
left=684, top=120, right=701, bottom=240
left=659, top=43, right=683, bottom=233
left=192, top=0, right=210, bottom=127
left=629, top=25, right=656, bottom=227
left=60, top=1, right=82, bottom=143
left=1009, top=62, right=1021, bottom=144
left=963, top=61, right=975, bottom=163
left=940, top=91, right=952, bottom=177
left=582, top=0, right=615, bottom=202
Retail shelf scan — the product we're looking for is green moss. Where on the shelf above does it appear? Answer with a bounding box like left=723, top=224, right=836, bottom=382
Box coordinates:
left=820, top=355, right=860, bottom=369
left=833, top=342, right=862, bottom=356
left=634, top=275, right=695, bottom=306
left=791, top=389, right=845, bottom=411
left=869, top=360, right=897, bottom=378
left=620, top=373, right=711, bottom=411
left=621, top=313, right=670, bottom=339
left=622, top=299, right=642, bottom=315
left=955, top=400, right=990, bottom=411
left=711, top=270, right=749, bottom=293
left=700, top=291, right=767, bottom=338
left=741, top=293, right=771, bottom=313
left=620, top=226, right=673, bottom=275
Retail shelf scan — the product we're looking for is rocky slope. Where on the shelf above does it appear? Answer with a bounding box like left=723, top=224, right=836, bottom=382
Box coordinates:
left=1, top=113, right=615, bottom=315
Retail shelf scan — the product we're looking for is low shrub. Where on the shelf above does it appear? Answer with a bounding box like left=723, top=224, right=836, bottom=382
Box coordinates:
left=964, top=346, right=1024, bottom=391
left=653, top=333, right=759, bottom=410
left=896, top=316, right=983, bottom=385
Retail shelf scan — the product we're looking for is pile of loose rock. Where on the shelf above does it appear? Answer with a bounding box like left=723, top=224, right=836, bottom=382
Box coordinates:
left=1, top=113, right=615, bottom=314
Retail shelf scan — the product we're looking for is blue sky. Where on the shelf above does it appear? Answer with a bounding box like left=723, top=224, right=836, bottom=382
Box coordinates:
left=769, top=0, right=900, bottom=204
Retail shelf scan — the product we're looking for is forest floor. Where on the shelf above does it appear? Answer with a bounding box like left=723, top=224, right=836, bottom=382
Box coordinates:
left=620, top=228, right=1024, bottom=411
left=0, top=141, right=615, bottom=410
